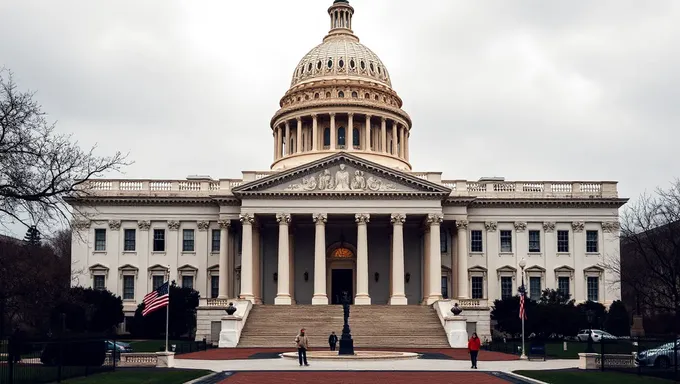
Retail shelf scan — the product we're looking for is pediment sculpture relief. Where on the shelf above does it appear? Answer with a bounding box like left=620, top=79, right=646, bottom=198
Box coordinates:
left=284, top=164, right=398, bottom=192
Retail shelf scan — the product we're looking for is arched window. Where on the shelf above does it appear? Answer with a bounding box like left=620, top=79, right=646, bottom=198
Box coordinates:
left=337, top=127, right=346, bottom=147
left=353, top=128, right=360, bottom=147
left=351, top=91, right=358, bottom=98
left=332, top=247, right=354, bottom=259
left=338, top=91, right=344, bottom=98
left=326, top=92, right=331, bottom=98
left=323, top=128, right=330, bottom=147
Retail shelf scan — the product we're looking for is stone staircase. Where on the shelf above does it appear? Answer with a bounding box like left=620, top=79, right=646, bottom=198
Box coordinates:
left=237, top=305, right=449, bottom=348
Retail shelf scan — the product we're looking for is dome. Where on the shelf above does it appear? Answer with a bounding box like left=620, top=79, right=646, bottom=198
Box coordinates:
left=291, top=39, right=392, bottom=88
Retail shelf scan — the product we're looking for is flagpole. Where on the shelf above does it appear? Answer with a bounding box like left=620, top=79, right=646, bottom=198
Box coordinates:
left=519, top=259, right=527, bottom=360
left=165, top=267, right=170, bottom=353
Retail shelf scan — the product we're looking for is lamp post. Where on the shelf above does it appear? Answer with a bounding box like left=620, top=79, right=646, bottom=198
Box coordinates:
left=519, top=258, right=527, bottom=360
left=585, top=309, right=595, bottom=353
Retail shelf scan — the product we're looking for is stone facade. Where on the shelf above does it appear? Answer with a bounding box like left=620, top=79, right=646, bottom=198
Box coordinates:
left=66, top=0, right=627, bottom=342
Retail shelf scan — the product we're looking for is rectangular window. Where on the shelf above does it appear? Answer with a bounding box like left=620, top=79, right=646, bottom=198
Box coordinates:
left=528, top=230, right=541, bottom=253
left=586, top=230, right=599, bottom=253
left=558, top=276, right=570, bottom=298
left=529, top=276, right=541, bottom=301
left=123, top=229, right=136, bottom=251
left=470, top=230, right=483, bottom=252
left=123, top=276, right=134, bottom=300
left=152, top=275, right=164, bottom=290
left=500, top=230, right=512, bottom=253
left=183, top=229, right=195, bottom=252
left=153, top=229, right=165, bottom=252
left=471, top=276, right=484, bottom=299
left=94, top=228, right=106, bottom=251
left=441, top=276, right=448, bottom=299
left=557, top=230, right=569, bottom=253
left=440, top=228, right=447, bottom=253
left=93, top=275, right=105, bottom=290
left=210, top=276, right=219, bottom=298
left=211, top=229, right=221, bottom=253
left=587, top=276, right=599, bottom=302
left=182, top=275, right=194, bottom=289
left=501, top=276, right=513, bottom=299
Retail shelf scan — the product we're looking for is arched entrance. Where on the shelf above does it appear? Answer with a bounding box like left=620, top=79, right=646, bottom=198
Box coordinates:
left=326, top=242, right=357, bottom=305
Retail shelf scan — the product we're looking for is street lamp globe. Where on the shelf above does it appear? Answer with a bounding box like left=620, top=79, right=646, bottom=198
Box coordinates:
left=519, top=259, right=527, bottom=269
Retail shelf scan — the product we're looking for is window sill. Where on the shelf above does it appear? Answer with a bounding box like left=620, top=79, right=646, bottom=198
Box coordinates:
left=527, top=252, right=542, bottom=256
left=123, top=299, right=136, bottom=303
left=469, top=252, right=484, bottom=256
left=499, top=252, right=514, bottom=256
left=556, top=252, right=571, bottom=257
left=93, top=251, right=107, bottom=255
left=585, top=252, right=600, bottom=256
left=151, top=252, right=166, bottom=255
left=210, top=251, right=220, bottom=256
left=182, top=251, right=196, bottom=255
left=122, top=251, right=137, bottom=254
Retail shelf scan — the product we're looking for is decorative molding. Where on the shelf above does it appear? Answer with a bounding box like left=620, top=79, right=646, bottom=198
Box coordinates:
left=514, top=222, right=527, bottom=232
left=168, top=220, right=181, bottom=231
left=108, top=220, right=121, bottom=231
left=390, top=213, right=406, bottom=225
left=355, top=213, right=370, bottom=224
left=284, top=163, right=397, bottom=192
left=239, top=213, right=255, bottom=225
left=602, top=221, right=620, bottom=233
left=484, top=221, right=498, bottom=232
left=137, top=220, right=151, bottom=231
left=571, top=221, right=585, bottom=232
left=89, top=263, right=109, bottom=278
left=542, top=222, right=556, bottom=232
left=72, top=219, right=91, bottom=231
left=455, top=220, right=469, bottom=231
left=218, top=219, right=231, bottom=230
left=118, top=264, right=139, bottom=279
left=197, top=221, right=210, bottom=231
left=426, top=213, right=444, bottom=226
left=312, top=213, right=328, bottom=224
left=465, top=198, right=628, bottom=209
left=276, top=213, right=292, bottom=224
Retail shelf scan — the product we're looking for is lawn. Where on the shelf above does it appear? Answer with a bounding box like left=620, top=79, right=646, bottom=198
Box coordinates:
left=62, top=369, right=212, bottom=384
left=515, top=370, right=673, bottom=384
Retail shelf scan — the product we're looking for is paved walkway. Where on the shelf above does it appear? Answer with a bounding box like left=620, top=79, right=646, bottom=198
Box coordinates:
left=214, top=371, right=532, bottom=384
left=175, top=355, right=577, bottom=373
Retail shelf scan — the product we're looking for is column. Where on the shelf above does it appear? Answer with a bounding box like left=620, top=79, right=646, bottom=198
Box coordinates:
left=456, top=220, right=469, bottom=299
left=390, top=214, right=407, bottom=305
left=273, top=130, right=278, bottom=160
left=380, top=117, right=387, bottom=153
left=312, top=213, right=328, bottom=305
left=296, top=117, right=302, bottom=153
left=355, top=213, right=371, bottom=305
left=399, top=125, right=405, bottom=158
left=275, top=213, right=292, bottom=305
left=218, top=220, right=231, bottom=299
left=284, top=121, right=290, bottom=156
left=252, top=223, right=262, bottom=304
left=392, top=122, right=398, bottom=155
left=365, top=114, right=371, bottom=151
left=405, top=131, right=410, bottom=161
left=422, top=226, right=430, bottom=304
left=239, top=213, right=255, bottom=302
left=426, top=213, right=444, bottom=304
left=330, top=113, right=336, bottom=150
left=347, top=113, right=354, bottom=151
left=312, top=114, right=318, bottom=151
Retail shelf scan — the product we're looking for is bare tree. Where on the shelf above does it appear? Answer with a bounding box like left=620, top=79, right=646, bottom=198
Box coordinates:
left=606, top=179, right=680, bottom=332
left=0, top=68, right=129, bottom=231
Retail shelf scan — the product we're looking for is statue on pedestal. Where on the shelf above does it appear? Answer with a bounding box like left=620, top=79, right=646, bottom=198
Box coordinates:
left=451, top=303, right=463, bottom=316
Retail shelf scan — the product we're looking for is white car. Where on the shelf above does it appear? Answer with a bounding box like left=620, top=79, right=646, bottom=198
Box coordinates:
left=577, top=329, right=617, bottom=342
left=635, top=339, right=680, bottom=369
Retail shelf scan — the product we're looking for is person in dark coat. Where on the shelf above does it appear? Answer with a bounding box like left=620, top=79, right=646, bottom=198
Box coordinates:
left=328, top=331, right=338, bottom=351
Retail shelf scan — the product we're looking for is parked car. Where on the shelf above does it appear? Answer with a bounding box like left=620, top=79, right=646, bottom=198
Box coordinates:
left=105, top=340, right=133, bottom=354
left=577, top=329, right=617, bottom=342
left=635, top=339, right=680, bottom=369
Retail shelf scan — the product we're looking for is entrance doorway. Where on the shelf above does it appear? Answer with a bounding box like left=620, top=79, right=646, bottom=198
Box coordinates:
left=331, top=269, right=353, bottom=304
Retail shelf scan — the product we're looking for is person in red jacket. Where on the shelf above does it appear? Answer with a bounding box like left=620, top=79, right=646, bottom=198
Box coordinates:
left=468, top=332, right=481, bottom=369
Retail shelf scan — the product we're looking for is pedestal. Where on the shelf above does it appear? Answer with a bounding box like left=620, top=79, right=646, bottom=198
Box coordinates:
left=338, top=323, right=355, bottom=355
left=354, top=295, right=371, bottom=305
left=312, top=295, right=329, bottom=305
left=274, top=295, right=292, bottom=305
left=389, top=295, right=408, bottom=305
left=447, top=316, right=469, bottom=348
left=631, top=315, right=645, bottom=337
left=218, top=315, right=241, bottom=348
left=155, top=351, right=175, bottom=368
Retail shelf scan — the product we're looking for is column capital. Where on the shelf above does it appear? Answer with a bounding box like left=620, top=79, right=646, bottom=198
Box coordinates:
left=348, top=112, right=354, bottom=117
left=312, top=213, right=327, bottom=224
left=276, top=213, right=292, bottom=224
left=365, top=114, right=372, bottom=119
left=456, top=219, right=469, bottom=231
left=311, top=113, right=318, bottom=118
left=426, top=213, right=444, bottom=226
left=355, top=213, right=370, bottom=224
left=239, top=213, right=255, bottom=225
left=381, top=116, right=387, bottom=122
left=330, top=112, right=336, bottom=117
left=296, top=116, right=302, bottom=123
left=284, top=120, right=290, bottom=128
left=390, top=213, right=406, bottom=225
left=218, top=219, right=231, bottom=229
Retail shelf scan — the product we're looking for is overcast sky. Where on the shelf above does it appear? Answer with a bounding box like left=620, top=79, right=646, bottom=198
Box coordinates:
left=1, top=0, right=679, bottom=237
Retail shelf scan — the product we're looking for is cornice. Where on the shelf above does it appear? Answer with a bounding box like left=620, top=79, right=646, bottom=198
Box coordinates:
left=66, top=196, right=221, bottom=206
left=270, top=100, right=412, bottom=128
left=465, top=198, right=629, bottom=208
left=236, top=191, right=448, bottom=200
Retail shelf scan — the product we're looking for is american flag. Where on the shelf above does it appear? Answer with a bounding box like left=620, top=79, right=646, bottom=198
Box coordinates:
left=142, top=281, right=169, bottom=317
left=519, top=287, right=527, bottom=320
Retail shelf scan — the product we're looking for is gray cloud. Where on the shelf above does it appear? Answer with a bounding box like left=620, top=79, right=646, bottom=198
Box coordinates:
left=1, top=0, right=678, bottom=236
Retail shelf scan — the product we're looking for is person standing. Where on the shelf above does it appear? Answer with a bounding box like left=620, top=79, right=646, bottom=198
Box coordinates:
left=295, top=328, right=310, bottom=366
left=328, top=331, right=338, bottom=351
left=468, top=332, right=481, bottom=369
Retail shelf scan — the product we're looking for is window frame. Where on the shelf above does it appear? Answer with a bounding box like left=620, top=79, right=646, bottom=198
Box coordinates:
left=471, top=276, right=484, bottom=299
left=587, top=276, right=599, bottom=302
left=182, top=228, right=195, bottom=253
left=210, top=275, right=220, bottom=298
left=470, top=230, right=483, bottom=253
left=497, top=266, right=517, bottom=300
left=557, top=276, right=570, bottom=298
left=181, top=275, right=194, bottom=290
left=122, top=275, right=135, bottom=301
left=586, top=230, right=599, bottom=253
left=499, top=230, right=513, bottom=253
left=557, top=230, right=570, bottom=253
left=123, top=228, right=136, bottom=252
left=211, top=229, right=221, bottom=253
left=93, top=274, right=106, bottom=291
left=529, top=276, right=542, bottom=301
left=153, top=228, right=166, bottom=253
left=94, top=228, right=107, bottom=252
left=554, top=266, right=574, bottom=300
left=500, top=276, right=513, bottom=300
left=528, top=230, right=541, bottom=253
left=440, top=227, right=448, bottom=253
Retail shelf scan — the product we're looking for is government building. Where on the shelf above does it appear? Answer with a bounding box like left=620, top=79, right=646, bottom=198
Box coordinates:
left=68, top=0, right=626, bottom=346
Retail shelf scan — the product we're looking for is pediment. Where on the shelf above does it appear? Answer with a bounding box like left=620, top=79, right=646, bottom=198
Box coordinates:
left=232, top=152, right=451, bottom=198
left=89, top=263, right=109, bottom=272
